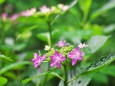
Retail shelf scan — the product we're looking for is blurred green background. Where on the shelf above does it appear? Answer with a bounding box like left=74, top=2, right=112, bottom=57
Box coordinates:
left=0, top=0, right=115, bottom=86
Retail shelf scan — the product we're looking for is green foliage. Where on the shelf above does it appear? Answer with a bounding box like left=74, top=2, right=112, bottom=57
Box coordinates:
left=0, top=76, right=8, bottom=86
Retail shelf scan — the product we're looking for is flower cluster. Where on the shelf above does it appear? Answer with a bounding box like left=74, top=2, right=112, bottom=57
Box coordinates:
left=32, top=40, right=88, bottom=71
left=1, top=4, right=69, bottom=21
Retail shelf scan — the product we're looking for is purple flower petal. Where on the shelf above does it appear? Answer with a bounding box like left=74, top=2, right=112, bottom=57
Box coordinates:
left=72, top=58, right=77, bottom=66
left=57, top=62, right=61, bottom=69
left=41, top=54, right=46, bottom=61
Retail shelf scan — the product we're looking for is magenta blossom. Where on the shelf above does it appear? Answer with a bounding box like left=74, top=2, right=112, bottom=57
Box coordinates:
left=32, top=53, right=46, bottom=71
left=1, top=13, right=7, bottom=21
left=68, top=47, right=84, bottom=66
left=56, top=40, right=69, bottom=47
left=10, top=14, right=19, bottom=21
left=39, top=5, right=51, bottom=14
left=50, top=51, right=66, bottom=68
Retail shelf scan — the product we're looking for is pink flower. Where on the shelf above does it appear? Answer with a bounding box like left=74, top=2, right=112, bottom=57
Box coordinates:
left=21, top=8, right=36, bottom=17
left=78, top=43, right=88, bottom=48
left=56, top=40, right=69, bottom=47
left=10, top=14, right=19, bottom=21
left=1, top=13, right=7, bottom=21
left=58, top=4, right=69, bottom=11
left=68, top=47, right=84, bottom=66
left=50, top=51, right=66, bottom=68
left=39, top=5, right=51, bottom=14
left=32, top=53, right=46, bottom=71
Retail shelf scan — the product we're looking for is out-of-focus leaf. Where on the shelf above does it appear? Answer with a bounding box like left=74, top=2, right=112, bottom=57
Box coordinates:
left=0, top=76, right=7, bottom=86
left=0, top=61, right=31, bottom=75
left=17, top=25, right=37, bottom=40
left=37, top=32, right=49, bottom=43
left=68, top=54, right=115, bottom=83
left=0, top=54, right=12, bottom=61
left=90, top=0, right=115, bottom=20
left=104, top=24, right=115, bottom=34
left=100, top=65, right=115, bottom=77
left=88, top=35, right=110, bottom=53
left=22, top=68, right=56, bottom=85
left=92, top=73, right=108, bottom=84
left=0, top=0, right=5, bottom=4
left=79, top=0, right=92, bottom=21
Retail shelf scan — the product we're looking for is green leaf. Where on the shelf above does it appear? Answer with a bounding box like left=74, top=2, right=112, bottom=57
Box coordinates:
left=68, top=54, right=115, bottom=83
left=100, top=65, right=115, bottom=77
left=84, top=54, right=115, bottom=73
left=90, top=0, right=115, bottom=21
left=22, top=68, right=56, bottom=85
left=37, top=32, right=49, bottom=43
left=79, top=0, right=92, bottom=22
left=0, top=76, right=8, bottom=86
left=17, top=25, right=37, bottom=40
left=0, top=61, right=31, bottom=75
left=88, top=35, right=110, bottom=53
left=0, top=0, right=5, bottom=4
left=0, top=54, right=12, bottom=61
left=50, top=72, right=64, bottom=81
left=104, top=24, right=115, bottom=34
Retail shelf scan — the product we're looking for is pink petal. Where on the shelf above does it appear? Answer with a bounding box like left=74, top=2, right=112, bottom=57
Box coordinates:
left=54, top=51, right=59, bottom=56
left=41, top=54, right=46, bottom=61
left=72, top=58, right=77, bottom=66
left=76, top=47, right=80, bottom=51
left=57, top=62, right=61, bottom=69
left=50, top=61, right=55, bottom=67
left=34, top=53, right=40, bottom=59
left=77, top=56, right=82, bottom=60
left=60, top=57, right=66, bottom=61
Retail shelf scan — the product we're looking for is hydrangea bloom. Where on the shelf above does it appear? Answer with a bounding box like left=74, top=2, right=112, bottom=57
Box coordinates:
left=78, top=43, right=88, bottom=48
left=58, top=4, right=69, bottom=11
left=50, top=51, right=66, bottom=68
left=39, top=5, right=51, bottom=14
left=21, top=8, right=36, bottom=17
left=32, top=53, right=46, bottom=71
left=68, top=47, right=84, bottom=66
left=1, top=13, right=7, bottom=21
left=56, top=40, right=69, bottom=47
left=10, top=14, right=19, bottom=21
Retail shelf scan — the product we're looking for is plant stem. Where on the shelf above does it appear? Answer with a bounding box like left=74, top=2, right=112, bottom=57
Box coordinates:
left=47, top=20, right=52, bottom=47
left=64, top=64, right=68, bottom=86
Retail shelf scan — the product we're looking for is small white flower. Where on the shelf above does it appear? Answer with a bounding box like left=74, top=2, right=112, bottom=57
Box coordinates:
left=44, top=45, right=50, bottom=51
left=78, top=43, right=88, bottom=48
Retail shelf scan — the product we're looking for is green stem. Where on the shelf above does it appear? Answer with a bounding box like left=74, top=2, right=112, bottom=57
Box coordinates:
left=47, top=20, right=52, bottom=47
left=64, top=64, right=68, bottom=86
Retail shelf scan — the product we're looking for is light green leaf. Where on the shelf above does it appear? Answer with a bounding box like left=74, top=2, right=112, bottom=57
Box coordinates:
left=104, top=24, right=115, bottom=34
left=0, top=76, right=7, bottom=86
left=90, top=0, right=115, bottom=20
left=17, top=25, right=37, bottom=40
left=0, top=0, right=5, bottom=4
left=88, top=35, right=110, bottom=53
left=0, top=61, right=31, bottom=75
left=37, top=32, right=49, bottom=43
left=79, top=0, right=92, bottom=22
left=0, top=54, right=12, bottom=61
left=22, top=68, right=56, bottom=85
